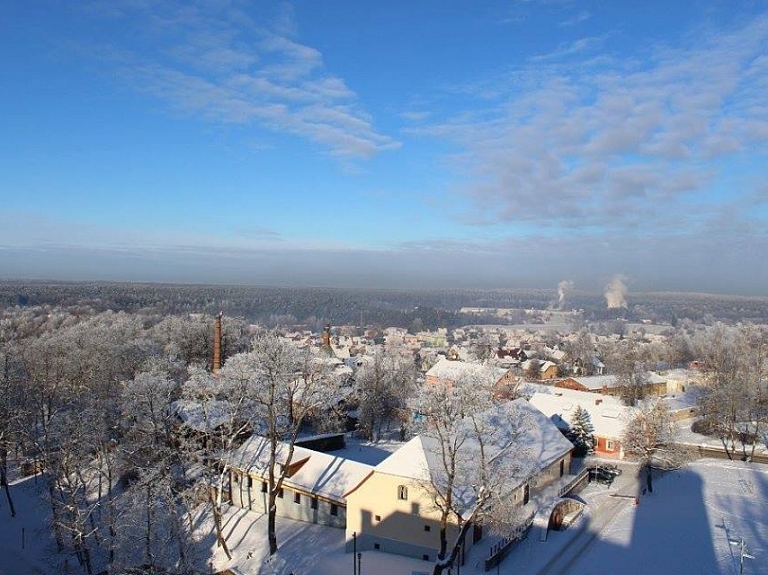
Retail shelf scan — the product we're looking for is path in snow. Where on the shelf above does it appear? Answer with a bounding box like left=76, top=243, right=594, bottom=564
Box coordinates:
left=534, top=464, right=640, bottom=575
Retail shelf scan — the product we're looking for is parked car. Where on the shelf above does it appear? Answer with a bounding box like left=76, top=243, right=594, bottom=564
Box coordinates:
left=589, top=464, right=622, bottom=485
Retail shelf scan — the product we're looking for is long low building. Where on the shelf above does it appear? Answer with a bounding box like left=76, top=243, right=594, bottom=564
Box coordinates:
left=555, top=372, right=668, bottom=397
left=226, top=399, right=576, bottom=565
left=228, top=437, right=374, bottom=529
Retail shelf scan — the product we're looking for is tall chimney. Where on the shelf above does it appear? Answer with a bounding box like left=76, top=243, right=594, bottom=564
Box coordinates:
left=322, top=324, right=331, bottom=348
left=213, top=313, right=223, bottom=374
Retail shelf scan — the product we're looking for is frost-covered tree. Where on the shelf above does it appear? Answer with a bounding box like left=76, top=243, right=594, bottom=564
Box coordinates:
left=602, top=338, right=650, bottom=406
left=118, top=366, right=195, bottom=573
left=355, top=345, right=415, bottom=441
left=415, top=369, right=535, bottom=575
left=622, top=401, right=686, bottom=493
left=0, top=347, right=23, bottom=517
left=213, top=329, right=344, bottom=555
left=565, top=330, right=595, bottom=375
left=692, top=324, right=768, bottom=460
left=567, top=405, right=595, bottom=457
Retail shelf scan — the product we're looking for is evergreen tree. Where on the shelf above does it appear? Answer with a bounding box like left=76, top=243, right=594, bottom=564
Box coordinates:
left=568, top=405, right=595, bottom=457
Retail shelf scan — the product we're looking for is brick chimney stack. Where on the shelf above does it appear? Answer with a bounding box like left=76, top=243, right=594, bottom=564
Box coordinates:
left=322, top=324, right=331, bottom=348
left=213, top=313, right=223, bottom=374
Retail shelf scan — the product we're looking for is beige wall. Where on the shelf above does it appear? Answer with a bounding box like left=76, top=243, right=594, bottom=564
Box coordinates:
left=230, top=471, right=346, bottom=529
left=345, top=472, right=472, bottom=561
left=345, top=451, right=572, bottom=561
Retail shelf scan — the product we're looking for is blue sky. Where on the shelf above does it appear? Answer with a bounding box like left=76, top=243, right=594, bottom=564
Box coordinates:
left=2, top=1, right=768, bottom=295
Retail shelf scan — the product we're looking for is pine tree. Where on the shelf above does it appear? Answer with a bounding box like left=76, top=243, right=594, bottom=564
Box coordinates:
left=568, top=405, right=595, bottom=457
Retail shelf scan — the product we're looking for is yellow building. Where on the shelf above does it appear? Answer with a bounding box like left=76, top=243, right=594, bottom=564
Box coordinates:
left=344, top=399, right=574, bottom=563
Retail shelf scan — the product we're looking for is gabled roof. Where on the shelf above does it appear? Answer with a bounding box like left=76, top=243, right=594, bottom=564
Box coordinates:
left=373, top=399, right=573, bottom=492
left=567, top=372, right=667, bottom=390
left=528, top=389, right=636, bottom=439
left=230, top=436, right=373, bottom=502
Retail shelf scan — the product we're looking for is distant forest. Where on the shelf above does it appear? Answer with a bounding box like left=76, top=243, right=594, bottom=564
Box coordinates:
left=1, top=281, right=766, bottom=330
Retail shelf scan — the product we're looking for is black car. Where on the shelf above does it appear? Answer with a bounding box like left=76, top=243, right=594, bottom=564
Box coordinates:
left=589, top=465, right=622, bottom=485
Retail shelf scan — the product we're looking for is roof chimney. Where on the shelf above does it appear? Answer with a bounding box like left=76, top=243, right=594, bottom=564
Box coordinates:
left=213, top=313, right=223, bottom=374
left=322, top=324, right=331, bottom=348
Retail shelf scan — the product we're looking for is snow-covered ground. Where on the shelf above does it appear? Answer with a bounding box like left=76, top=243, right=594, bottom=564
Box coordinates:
left=2, top=457, right=766, bottom=575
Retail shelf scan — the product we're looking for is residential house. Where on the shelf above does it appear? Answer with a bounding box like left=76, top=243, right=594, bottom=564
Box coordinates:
left=343, top=399, right=574, bottom=562
left=528, top=389, right=635, bottom=459
left=571, top=356, right=606, bottom=376
left=521, top=359, right=560, bottom=380
left=555, top=373, right=667, bottom=397
left=425, top=357, right=516, bottom=395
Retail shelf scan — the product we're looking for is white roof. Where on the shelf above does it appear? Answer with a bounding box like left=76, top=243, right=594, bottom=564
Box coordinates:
left=528, top=390, right=636, bottom=439
left=568, top=372, right=666, bottom=390
left=230, top=436, right=373, bottom=502
left=425, top=358, right=508, bottom=382
left=373, top=399, right=573, bottom=509
left=568, top=375, right=617, bottom=390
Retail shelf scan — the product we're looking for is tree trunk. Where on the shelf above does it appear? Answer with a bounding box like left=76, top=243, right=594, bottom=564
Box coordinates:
left=47, top=477, right=65, bottom=551
left=210, top=490, right=232, bottom=560
left=145, top=482, right=153, bottom=566
left=719, top=435, right=734, bottom=461
left=268, top=492, right=278, bottom=555
left=0, top=448, right=15, bottom=517
left=645, top=463, right=653, bottom=493
left=432, top=519, right=474, bottom=575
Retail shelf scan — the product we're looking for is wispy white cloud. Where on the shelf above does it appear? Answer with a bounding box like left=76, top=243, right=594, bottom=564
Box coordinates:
left=413, top=14, right=768, bottom=237
left=87, top=0, right=398, bottom=158
left=559, top=11, right=590, bottom=27
left=530, top=34, right=607, bottom=61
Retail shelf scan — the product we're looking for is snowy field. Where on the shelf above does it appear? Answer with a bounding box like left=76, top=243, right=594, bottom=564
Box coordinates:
left=1, top=458, right=766, bottom=575
left=567, top=459, right=768, bottom=575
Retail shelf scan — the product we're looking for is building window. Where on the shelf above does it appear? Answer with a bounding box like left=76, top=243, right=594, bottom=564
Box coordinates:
left=375, top=515, right=381, bottom=522
left=397, top=485, right=408, bottom=500
left=247, top=476, right=253, bottom=488
left=330, top=504, right=338, bottom=516
left=606, top=439, right=615, bottom=451
left=294, top=492, right=301, bottom=504
left=233, top=473, right=239, bottom=483
left=261, top=481, right=267, bottom=493
left=311, top=497, right=318, bottom=510
left=424, top=525, right=431, bottom=532
left=423, top=554, right=430, bottom=561
left=374, top=543, right=380, bottom=550
left=278, top=488, right=284, bottom=499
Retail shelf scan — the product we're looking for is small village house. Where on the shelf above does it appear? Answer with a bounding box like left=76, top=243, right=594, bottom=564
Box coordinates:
left=343, top=399, right=574, bottom=563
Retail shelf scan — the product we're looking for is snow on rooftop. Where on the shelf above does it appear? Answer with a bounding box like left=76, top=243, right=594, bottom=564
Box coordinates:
left=230, top=436, right=373, bottom=502
left=425, top=357, right=507, bottom=381
left=528, top=392, right=635, bottom=439
left=374, top=399, right=573, bottom=495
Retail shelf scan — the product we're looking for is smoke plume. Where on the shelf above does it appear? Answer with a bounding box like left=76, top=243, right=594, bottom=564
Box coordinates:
left=557, top=280, right=574, bottom=309
left=604, top=275, right=628, bottom=309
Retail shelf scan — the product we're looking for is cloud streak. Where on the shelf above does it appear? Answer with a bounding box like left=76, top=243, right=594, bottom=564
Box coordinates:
left=91, top=0, right=398, bottom=158
left=412, top=15, right=768, bottom=236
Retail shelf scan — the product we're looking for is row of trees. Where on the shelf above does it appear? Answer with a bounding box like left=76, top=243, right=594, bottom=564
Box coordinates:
left=694, top=324, right=768, bottom=460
